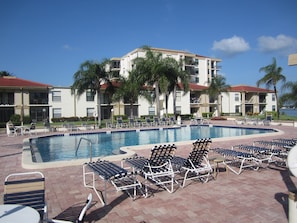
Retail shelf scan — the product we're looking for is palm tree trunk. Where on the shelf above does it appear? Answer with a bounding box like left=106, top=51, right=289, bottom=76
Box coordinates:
left=165, top=94, right=169, bottom=117
left=274, top=85, right=279, bottom=119
left=173, top=85, right=177, bottom=119
left=130, top=103, right=134, bottom=118
left=97, top=90, right=101, bottom=127
left=155, top=81, right=160, bottom=117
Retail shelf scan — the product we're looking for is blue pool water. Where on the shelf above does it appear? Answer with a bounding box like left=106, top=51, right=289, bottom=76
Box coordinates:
left=31, top=125, right=275, bottom=162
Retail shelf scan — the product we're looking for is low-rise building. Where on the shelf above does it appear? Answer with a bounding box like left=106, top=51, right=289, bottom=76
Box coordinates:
left=0, top=76, right=52, bottom=124
left=221, top=85, right=276, bottom=116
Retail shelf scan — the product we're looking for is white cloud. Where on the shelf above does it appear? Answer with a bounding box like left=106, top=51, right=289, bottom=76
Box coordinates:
left=62, top=44, right=74, bottom=50
left=257, top=34, right=297, bottom=54
left=212, top=35, right=250, bottom=56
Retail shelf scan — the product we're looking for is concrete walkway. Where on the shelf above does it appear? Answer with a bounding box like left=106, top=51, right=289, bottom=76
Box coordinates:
left=0, top=121, right=297, bottom=223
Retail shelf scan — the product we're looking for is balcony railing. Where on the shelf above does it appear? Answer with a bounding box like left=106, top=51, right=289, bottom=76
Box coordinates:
left=190, top=97, right=201, bottom=104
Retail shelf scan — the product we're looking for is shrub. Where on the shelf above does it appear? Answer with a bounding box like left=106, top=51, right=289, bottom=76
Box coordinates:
left=9, top=114, right=21, bottom=125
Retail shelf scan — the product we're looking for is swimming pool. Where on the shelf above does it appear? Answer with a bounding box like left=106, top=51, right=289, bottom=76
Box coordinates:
left=30, top=125, right=276, bottom=162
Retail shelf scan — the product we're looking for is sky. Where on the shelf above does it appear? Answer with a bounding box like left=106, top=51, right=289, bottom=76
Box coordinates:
left=1, top=0, right=297, bottom=89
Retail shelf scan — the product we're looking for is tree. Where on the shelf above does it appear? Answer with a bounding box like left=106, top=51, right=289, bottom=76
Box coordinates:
left=134, top=46, right=168, bottom=117
left=0, top=71, right=13, bottom=77
left=112, top=70, right=152, bottom=118
left=160, top=57, right=190, bottom=118
left=205, top=75, right=230, bottom=117
left=280, top=81, right=297, bottom=108
left=257, top=57, right=286, bottom=119
left=71, top=60, right=113, bottom=127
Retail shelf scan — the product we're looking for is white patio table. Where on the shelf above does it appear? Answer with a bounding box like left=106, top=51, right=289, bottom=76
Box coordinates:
left=0, top=204, right=40, bottom=223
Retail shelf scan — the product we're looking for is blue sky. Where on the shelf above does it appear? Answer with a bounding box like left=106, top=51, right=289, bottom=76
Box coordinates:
left=1, top=0, right=297, bottom=89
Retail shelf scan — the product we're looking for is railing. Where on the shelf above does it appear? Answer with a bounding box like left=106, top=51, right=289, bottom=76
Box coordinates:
left=75, top=137, right=93, bottom=162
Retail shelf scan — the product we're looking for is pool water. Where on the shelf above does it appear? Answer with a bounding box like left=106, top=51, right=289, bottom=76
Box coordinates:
left=30, top=125, right=275, bottom=162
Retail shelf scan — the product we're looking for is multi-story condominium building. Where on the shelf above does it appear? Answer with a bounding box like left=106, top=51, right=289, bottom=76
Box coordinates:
left=0, top=76, right=52, bottom=124
left=114, top=47, right=221, bottom=86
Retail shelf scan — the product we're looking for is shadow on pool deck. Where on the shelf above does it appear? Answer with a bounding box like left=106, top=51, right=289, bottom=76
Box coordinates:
left=0, top=120, right=297, bottom=223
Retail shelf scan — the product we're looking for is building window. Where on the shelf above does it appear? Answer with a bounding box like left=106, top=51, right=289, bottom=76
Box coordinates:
left=195, top=68, right=199, bottom=75
left=176, top=106, right=181, bottom=115
left=235, top=93, right=239, bottom=102
left=176, top=91, right=181, bottom=102
left=86, top=91, right=94, bottom=101
left=272, top=105, right=276, bottom=111
left=52, top=91, right=61, bottom=102
left=148, top=106, right=155, bottom=116
left=194, top=59, right=199, bottom=66
left=53, top=108, right=62, bottom=118
left=87, top=107, right=95, bottom=117
left=0, top=92, right=14, bottom=105
left=235, top=105, right=240, bottom=113
left=272, top=94, right=276, bottom=101
left=30, top=92, right=48, bottom=104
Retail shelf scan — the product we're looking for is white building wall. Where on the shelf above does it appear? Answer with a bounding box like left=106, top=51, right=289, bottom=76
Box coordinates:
left=221, top=92, right=241, bottom=114
left=166, top=91, right=191, bottom=115
left=49, top=88, right=75, bottom=118
left=265, top=93, right=277, bottom=111
left=197, top=59, right=209, bottom=86
left=138, top=95, right=153, bottom=117
left=49, top=87, right=99, bottom=119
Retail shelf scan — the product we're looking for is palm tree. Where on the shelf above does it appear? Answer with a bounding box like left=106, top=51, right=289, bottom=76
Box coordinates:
left=280, top=81, right=297, bottom=108
left=0, top=71, right=13, bottom=76
left=112, top=70, right=152, bottom=118
left=205, top=75, right=230, bottom=117
left=134, top=46, right=168, bottom=117
left=71, top=60, right=113, bottom=127
left=160, top=57, right=190, bottom=118
left=257, top=57, right=286, bottom=119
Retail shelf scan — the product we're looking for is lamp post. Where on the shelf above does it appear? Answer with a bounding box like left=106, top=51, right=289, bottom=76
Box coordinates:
left=93, top=108, right=97, bottom=129
left=42, top=108, right=46, bottom=121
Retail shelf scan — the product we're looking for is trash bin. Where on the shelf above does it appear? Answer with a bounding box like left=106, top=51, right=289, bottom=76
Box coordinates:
left=289, top=190, right=297, bottom=223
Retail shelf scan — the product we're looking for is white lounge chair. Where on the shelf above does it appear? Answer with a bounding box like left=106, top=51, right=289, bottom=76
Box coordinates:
left=172, top=138, right=213, bottom=187
left=83, top=160, right=142, bottom=206
left=124, top=144, right=177, bottom=196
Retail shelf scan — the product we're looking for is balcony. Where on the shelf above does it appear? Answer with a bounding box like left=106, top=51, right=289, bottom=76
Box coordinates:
left=190, top=97, right=201, bottom=104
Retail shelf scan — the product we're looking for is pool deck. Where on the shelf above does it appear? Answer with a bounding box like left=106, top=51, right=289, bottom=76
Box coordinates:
left=1, top=120, right=297, bottom=223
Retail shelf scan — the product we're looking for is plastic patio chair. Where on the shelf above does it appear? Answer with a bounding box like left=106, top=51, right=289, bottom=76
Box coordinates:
left=4, top=171, right=48, bottom=221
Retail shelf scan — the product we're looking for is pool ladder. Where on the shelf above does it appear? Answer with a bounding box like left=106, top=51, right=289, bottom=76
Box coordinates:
left=75, top=137, right=93, bottom=162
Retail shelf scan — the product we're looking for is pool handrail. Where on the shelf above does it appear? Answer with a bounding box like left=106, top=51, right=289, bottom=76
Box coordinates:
left=76, top=137, right=93, bottom=162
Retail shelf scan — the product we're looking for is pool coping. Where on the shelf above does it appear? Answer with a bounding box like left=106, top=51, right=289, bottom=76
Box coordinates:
left=22, top=125, right=284, bottom=169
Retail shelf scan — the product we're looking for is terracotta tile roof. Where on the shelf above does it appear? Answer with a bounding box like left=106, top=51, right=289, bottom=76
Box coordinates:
left=0, top=76, right=52, bottom=88
left=188, top=83, right=208, bottom=91
left=229, top=85, right=274, bottom=93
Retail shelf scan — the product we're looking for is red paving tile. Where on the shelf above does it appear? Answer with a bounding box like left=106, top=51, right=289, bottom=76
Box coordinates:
left=0, top=121, right=297, bottom=222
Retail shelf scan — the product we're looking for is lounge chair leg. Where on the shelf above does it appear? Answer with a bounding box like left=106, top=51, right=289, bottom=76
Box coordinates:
left=83, top=164, right=106, bottom=206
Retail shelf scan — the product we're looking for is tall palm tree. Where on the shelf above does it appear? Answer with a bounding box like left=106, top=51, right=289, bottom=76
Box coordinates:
left=134, top=46, right=167, bottom=117
left=71, top=60, right=113, bottom=127
left=112, top=70, right=152, bottom=118
left=257, top=57, right=286, bottom=119
left=160, top=57, right=190, bottom=118
left=205, top=75, right=230, bottom=117
left=280, top=81, right=297, bottom=108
